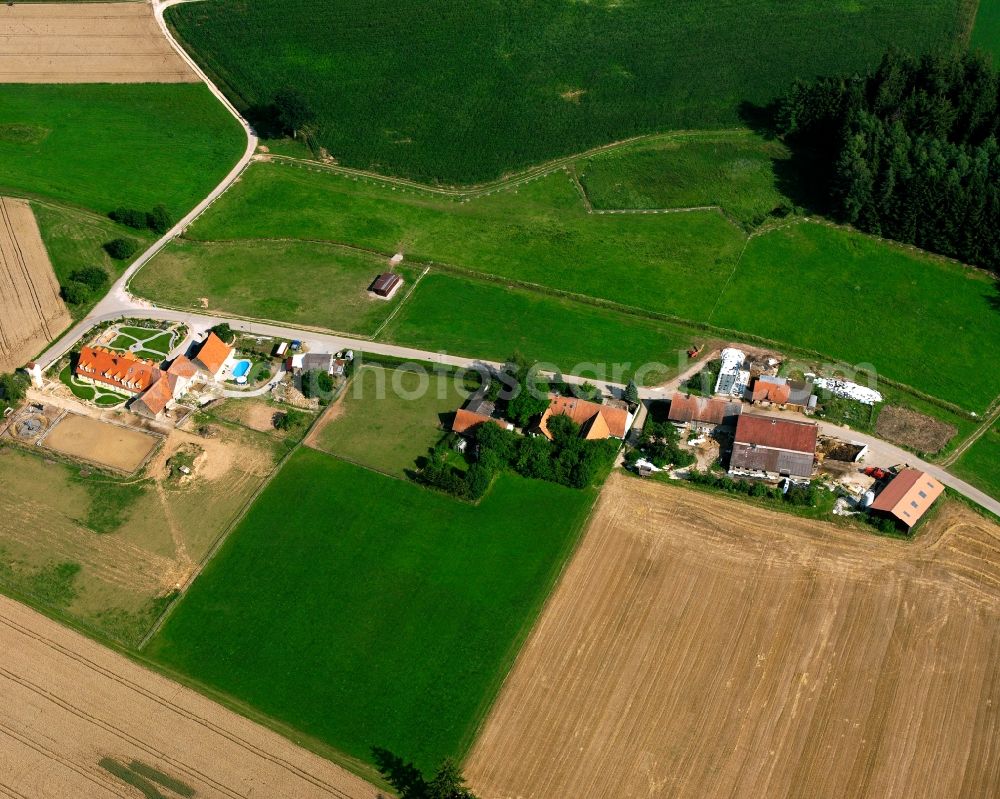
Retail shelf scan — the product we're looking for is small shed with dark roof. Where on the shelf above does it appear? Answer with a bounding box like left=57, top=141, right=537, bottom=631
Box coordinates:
left=370, top=273, right=403, bottom=298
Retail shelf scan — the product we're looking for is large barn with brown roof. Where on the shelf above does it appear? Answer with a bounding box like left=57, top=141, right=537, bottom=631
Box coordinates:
left=667, top=393, right=742, bottom=431
left=869, top=468, right=944, bottom=530
left=729, top=413, right=818, bottom=480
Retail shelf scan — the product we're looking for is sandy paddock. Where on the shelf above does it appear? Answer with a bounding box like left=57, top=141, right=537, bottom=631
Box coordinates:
left=0, top=594, right=381, bottom=798
left=42, top=413, right=159, bottom=472
left=467, top=474, right=1000, bottom=799
left=0, top=3, right=197, bottom=83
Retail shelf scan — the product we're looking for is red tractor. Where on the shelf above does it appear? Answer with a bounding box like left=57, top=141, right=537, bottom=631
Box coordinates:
left=863, top=466, right=889, bottom=480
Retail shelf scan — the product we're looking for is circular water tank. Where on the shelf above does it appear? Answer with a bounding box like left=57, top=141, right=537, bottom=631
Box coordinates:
left=860, top=490, right=875, bottom=509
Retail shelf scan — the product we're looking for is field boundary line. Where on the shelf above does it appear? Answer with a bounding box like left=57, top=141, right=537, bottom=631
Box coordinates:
left=940, top=400, right=1000, bottom=467
left=262, top=127, right=750, bottom=199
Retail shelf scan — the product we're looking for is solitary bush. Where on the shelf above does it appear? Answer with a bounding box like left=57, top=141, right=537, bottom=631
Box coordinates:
left=208, top=322, right=235, bottom=343
left=146, top=204, right=173, bottom=234
left=69, top=266, right=108, bottom=292
left=60, top=281, right=90, bottom=305
left=103, top=238, right=139, bottom=260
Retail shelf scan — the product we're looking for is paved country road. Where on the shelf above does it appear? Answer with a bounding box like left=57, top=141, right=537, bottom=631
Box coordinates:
left=0, top=594, right=383, bottom=798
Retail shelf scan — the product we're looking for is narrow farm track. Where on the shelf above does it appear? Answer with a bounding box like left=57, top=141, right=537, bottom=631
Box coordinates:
left=941, top=400, right=1000, bottom=467
left=0, top=595, right=382, bottom=798
left=467, top=476, right=1000, bottom=799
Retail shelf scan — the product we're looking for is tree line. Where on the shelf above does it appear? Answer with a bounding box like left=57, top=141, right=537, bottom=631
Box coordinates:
left=775, top=49, right=1000, bottom=274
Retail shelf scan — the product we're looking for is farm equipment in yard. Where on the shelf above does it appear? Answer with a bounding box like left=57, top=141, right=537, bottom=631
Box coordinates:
left=863, top=466, right=889, bottom=480
left=687, top=344, right=703, bottom=358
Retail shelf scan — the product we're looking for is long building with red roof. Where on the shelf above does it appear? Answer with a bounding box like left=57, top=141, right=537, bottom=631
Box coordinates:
left=75, top=347, right=159, bottom=394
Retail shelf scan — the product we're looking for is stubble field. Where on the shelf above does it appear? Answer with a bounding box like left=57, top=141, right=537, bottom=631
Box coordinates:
left=467, top=474, right=1000, bottom=799
left=0, top=197, right=71, bottom=372
left=0, top=3, right=196, bottom=83
left=0, top=594, right=380, bottom=798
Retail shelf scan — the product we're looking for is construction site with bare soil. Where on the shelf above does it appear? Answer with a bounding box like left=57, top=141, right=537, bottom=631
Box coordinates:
left=467, top=474, right=1000, bottom=799
left=0, top=2, right=197, bottom=83
left=0, top=197, right=70, bottom=373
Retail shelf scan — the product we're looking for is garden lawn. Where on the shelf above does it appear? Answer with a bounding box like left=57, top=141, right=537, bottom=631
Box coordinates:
left=952, top=421, right=1000, bottom=501
left=578, top=131, right=791, bottom=228
left=185, top=162, right=746, bottom=322
left=972, top=0, right=1000, bottom=61
left=166, top=0, right=970, bottom=182
left=312, top=365, right=482, bottom=476
left=132, top=239, right=419, bottom=334
left=145, top=449, right=595, bottom=773
left=0, top=85, right=243, bottom=215
left=709, top=222, right=1000, bottom=411
left=379, top=272, right=697, bottom=385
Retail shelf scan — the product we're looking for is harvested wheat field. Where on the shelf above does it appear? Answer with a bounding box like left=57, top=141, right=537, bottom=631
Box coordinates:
left=467, top=474, right=1000, bottom=799
left=0, top=3, right=196, bottom=83
left=42, top=413, right=159, bottom=472
left=0, top=594, right=380, bottom=798
left=0, top=197, right=70, bottom=372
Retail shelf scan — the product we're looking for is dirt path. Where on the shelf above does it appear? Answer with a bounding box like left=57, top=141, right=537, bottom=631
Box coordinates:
left=467, top=474, right=1000, bottom=799
left=0, top=594, right=383, bottom=798
left=940, top=399, right=1000, bottom=467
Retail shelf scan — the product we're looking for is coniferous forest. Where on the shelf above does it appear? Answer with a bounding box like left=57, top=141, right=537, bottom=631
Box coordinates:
left=776, top=50, right=1000, bottom=274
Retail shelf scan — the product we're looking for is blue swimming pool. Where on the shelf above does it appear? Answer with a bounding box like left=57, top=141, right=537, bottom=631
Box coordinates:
left=232, top=359, right=252, bottom=382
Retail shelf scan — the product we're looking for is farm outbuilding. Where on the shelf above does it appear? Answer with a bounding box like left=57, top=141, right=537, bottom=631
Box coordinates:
left=869, top=468, right=944, bottom=531
left=369, top=273, right=403, bottom=298
left=728, top=413, right=818, bottom=480
left=667, top=392, right=742, bottom=431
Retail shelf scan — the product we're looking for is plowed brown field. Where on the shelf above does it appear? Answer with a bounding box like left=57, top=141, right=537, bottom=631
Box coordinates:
left=0, top=594, right=381, bottom=798
left=0, top=197, right=70, bottom=372
left=0, top=3, right=196, bottom=83
left=467, top=475, right=1000, bottom=799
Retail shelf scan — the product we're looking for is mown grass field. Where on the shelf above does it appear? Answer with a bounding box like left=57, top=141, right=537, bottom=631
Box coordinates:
left=145, top=448, right=595, bottom=773
left=577, top=131, right=791, bottom=227
left=379, top=272, right=697, bottom=385
left=185, top=161, right=746, bottom=321
left=972, top=0, right=1000, bottom=59
left=952, top=421, right=1000, bottom=500
left=132, top=239, right=418, bottom=334
left=33, top=202, right=153, bottom=319
left=710, top=222, right=1000, bottom=410
left=170, top=160, right=1000, bottom=410
left=310, top=365, right=480, bottom=476
left=0, top=85, right=243, bottom=215
left=166, top=0, right=971, bottom=182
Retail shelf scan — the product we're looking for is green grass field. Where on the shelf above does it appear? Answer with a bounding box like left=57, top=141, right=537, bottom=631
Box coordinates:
left=312, top=365, right=480, bottom=476
left=379, top=272, right=697, bottom=385
left=166, top=0, right=969, bottom=182
left=710, top=222, right=1000, bottom=409
left=169, top=160, right=1000, bottom=410
left=33, top=202, right=153, bottom=319
left=0, top=85, right=243, bottom=215
left=952, top=421, right=1000, bottom=500
left=972, top=0, right=1000, bottom=60
left=132, top=239, right=418, bottom=334
left=184, top=162, right=746, bottom=322
left=577, top=131, right=792, bottom=227
left=145, top=449, right=595, bottom=773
